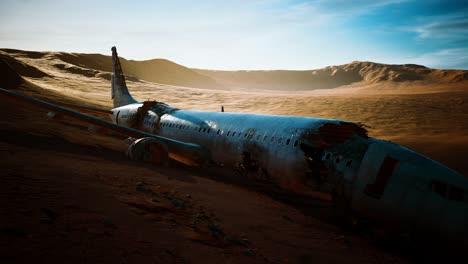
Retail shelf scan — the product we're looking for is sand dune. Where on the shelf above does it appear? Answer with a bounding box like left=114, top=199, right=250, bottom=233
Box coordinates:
left=1, top=49, right=223, bottom=90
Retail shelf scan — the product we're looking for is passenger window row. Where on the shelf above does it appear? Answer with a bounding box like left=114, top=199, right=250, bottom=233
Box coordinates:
left=160, top=121, right=300, bottom=148
left=144, top=119, right=158, bottom=128
left=160, top=121, right=190, bottom=130
left=323, top=152, right=354, bottom=168
left=430, top=180, right=466, bottom=202
left=216, top=129, right=299, bottom=148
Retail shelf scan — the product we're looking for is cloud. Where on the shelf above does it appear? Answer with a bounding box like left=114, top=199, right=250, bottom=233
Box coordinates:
left=410, top=13, right=468, bottom=39
left=310, top=0, right=407, bottom=14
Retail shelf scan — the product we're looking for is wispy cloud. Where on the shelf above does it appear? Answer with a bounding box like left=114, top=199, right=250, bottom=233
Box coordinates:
left=307, top=0, right=407, bottom=16
left=409, top=12, right=468, bottom=40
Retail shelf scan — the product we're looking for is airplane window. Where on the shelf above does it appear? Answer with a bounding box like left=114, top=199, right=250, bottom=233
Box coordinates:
left=199, top=127, right=202, bottom=132
left=271, top=137, right=275, bottom=143
left=286, top=139, right=290, bottom=145
left=244, top=133, right=248, bottom=138
left=203, top=128, right=207, bottom=133
left=207, top=129, right=211, bottom=134
left=449, top=186, right=464, bottom=201
left=216, top=129, right=220, bottom=135
left=232, top=132, right=236, bottom=137
left=293, top=140, right=298, bottom=147
left=263, top=136, right=268, bottom=141
left=227, top=131, right=230, bottom=136
left=278, top=138, right=282, bottom=144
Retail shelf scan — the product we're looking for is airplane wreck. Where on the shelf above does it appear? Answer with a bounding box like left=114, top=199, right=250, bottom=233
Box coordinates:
left=0, top=46, right=466, bottom=250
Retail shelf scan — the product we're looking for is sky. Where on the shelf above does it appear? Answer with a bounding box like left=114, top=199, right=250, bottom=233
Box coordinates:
left=1, top=0, right=467, bottom=70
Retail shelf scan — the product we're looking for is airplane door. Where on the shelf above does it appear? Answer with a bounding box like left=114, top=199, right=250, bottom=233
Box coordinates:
left=364, top=156, right=399, bottom=199
left=355, top=142, right=392, bottom=197
left=352, top=141, right=399, bottom=217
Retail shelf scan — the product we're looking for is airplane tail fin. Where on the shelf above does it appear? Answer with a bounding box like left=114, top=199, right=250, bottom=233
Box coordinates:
left=111, top=46, right=138, bottom=108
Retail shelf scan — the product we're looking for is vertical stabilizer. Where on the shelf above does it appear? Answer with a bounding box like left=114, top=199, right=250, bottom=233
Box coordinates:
left=111, top=46, right=138, bottom=107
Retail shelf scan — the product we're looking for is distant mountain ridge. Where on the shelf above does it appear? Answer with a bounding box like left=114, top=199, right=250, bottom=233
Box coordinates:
left=194, top=61, right=468, bottom=90
left=1, top=48, right=467, bottom=91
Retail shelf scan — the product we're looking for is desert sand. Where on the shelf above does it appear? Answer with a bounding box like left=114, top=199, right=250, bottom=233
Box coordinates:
left=1, top=48, right=467, bottom=263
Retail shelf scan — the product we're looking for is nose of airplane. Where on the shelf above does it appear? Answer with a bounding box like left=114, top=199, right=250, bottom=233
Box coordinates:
left=352, top=138, right=468, bottom=248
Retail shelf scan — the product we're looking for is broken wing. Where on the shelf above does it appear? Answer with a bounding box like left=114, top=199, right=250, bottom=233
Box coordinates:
left=0, top=88, right=210, bottom=166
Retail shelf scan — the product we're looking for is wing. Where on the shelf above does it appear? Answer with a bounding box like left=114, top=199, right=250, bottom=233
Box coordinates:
left=0, top=88, right=210, bottom=166
left=46, top=100, right=112, bottom=119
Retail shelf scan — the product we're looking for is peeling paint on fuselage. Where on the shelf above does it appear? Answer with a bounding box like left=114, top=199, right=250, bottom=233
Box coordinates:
left=111, top=100, right=468, bottom=246
left=143, top=104, right=367, bottom=190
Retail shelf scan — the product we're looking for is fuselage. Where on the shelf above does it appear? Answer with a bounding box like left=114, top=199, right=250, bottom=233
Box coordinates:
left=106, top=45, right=467, bottom=249
left=111, top=102, right=368, bottom=190
left=111, top=101, right=468, bottom=246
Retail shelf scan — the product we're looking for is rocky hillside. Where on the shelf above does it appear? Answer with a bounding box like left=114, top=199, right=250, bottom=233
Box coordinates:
left=195, top=61, right=468, bottom=90
left=1, top=48, right=467, bottom=91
